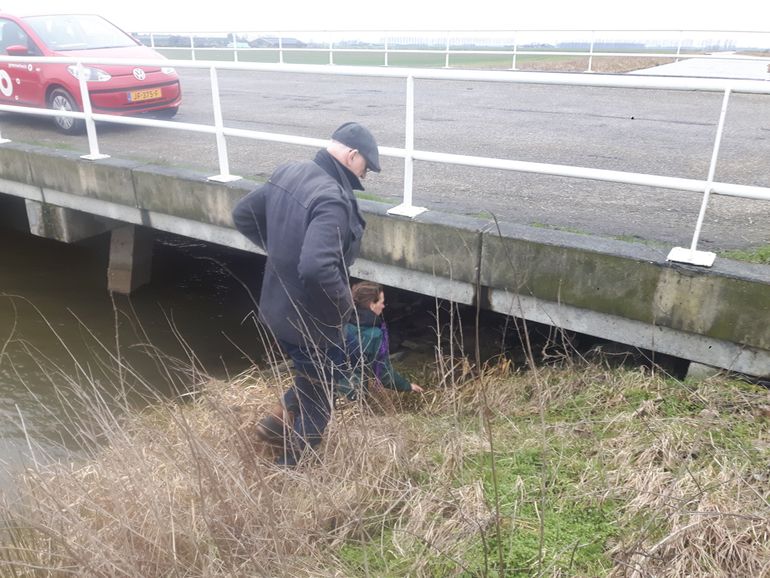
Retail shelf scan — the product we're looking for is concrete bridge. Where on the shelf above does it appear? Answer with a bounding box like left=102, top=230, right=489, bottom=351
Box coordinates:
left=0, top=142, right=768, bottom=378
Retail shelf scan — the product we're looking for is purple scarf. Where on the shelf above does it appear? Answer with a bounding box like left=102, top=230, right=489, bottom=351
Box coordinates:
left=375, top=321, right=390, bottom=382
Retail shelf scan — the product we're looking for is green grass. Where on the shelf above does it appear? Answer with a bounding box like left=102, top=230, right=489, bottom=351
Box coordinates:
left=530, top=221, right=592, bottom=236
left=155, top=48, right=594, bottom=70
left=612, top=234, right=668, bottom=248
left=334, top=368, right=770, bottom=577
left=355, top=191, right=391, bottom=203
left=455, top=451, right=618, bottom=577
left=720, top=245, right=770, bottom=265
left=19, top=139, right=79, bottom=151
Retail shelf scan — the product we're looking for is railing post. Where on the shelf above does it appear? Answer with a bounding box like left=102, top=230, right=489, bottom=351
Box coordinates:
left=329, top=39, right=334, bottom=65
left=207, top=66, right=241, bottom=183
left=586, top=30, right=595, bottom=72
left=676, top=31, right=683, bottom=62
left=149, top=33, right=155, bottom=49
left=190, top=34, right=196, bottom=62
left=384, top=38, right=389, bottom=67
left=667, top=88, right=732, bottom=267
left=279, top=35, right=284, bottom=64
left=77, top=62, right=109, bottom=161
left=511, top=33, right=518, bottom=71
left=445, top=34, right=450, bottom=69
left=387, top=75, right=426, bottom=218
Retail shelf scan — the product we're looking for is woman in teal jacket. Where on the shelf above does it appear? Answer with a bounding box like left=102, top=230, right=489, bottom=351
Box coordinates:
left=338, top=281, right=424, bottom=400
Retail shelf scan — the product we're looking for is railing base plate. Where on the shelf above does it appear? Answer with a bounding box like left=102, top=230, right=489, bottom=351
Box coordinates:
left=0, top=138, right=11, bottom=144
left=208, top=174, right=242, bottom=183
left=387, top=203, right=427, bottom=218
left=81, top=153, right=110, bottom=161
left=667, top=247, right=716, bottom=267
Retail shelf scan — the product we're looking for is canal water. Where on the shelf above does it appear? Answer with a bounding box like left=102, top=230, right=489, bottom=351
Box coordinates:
left=0, top=217, right=266, bottom=486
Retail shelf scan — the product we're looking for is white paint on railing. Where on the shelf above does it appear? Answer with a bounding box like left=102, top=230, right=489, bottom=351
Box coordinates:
left=208, top=67, right=240, bottom=182
left=694, top=87, right=733, bottom=251
left=76, top=62, right=109, bottom=161
left=388, top=75, right=425, bottom=218
left=408, top=149, right=770, bottom=201
left=667, top=88, right=732, bottom=267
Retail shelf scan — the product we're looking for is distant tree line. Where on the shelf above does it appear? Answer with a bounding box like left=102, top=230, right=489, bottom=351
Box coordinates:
left=132, top=34, right=308, bottom=49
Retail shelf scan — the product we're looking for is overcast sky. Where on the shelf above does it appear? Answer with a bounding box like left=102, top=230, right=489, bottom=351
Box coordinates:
left=0, top=0, right=766, bottom=33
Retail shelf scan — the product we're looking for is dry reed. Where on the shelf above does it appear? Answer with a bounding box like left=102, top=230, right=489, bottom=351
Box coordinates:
left=0, top=350, right=767, bottom=577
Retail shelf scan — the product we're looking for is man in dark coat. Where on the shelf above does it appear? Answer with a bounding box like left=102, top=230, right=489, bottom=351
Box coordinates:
left=232, top=121, right=380, bottom=465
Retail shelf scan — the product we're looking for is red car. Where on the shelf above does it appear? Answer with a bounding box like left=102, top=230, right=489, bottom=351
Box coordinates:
left=0, top=13, right=181, bottom=134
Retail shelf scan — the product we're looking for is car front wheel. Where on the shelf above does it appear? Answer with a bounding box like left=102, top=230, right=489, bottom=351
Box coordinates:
left=48, top=88, right=85, bottom=134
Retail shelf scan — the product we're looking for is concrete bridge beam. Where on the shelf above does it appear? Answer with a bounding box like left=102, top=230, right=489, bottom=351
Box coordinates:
left=25, top=200, right=117, bottom=244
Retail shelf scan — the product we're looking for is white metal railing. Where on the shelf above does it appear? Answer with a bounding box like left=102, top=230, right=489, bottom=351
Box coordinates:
left=1, top=54, right=769, bottom=267
left=134, top=28, right=770, bottom=73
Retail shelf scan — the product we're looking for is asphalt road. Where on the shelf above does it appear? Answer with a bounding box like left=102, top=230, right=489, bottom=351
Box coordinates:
left=1, top=67, right=769, bottom=251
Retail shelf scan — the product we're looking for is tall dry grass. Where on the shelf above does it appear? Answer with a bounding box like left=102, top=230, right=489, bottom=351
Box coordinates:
left=0, top=364, right=495, bottom=577
left=0, top=306, right=768, bottom=576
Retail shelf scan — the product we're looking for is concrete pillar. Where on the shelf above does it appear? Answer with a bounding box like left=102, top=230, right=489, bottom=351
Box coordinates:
left=107, top=224, right=153, bottom=294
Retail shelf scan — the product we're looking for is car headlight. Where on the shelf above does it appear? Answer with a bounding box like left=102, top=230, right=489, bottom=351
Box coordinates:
left=67, top=65, right=111, bottom=82
left=161, top=67, right=176, bottom=75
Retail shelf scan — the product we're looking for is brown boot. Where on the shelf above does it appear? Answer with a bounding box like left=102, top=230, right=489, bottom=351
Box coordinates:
left=254, top=402, right=294, bottom=446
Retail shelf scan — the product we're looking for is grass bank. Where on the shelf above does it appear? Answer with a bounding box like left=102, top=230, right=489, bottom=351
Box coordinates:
left=721, top=245, right=770, bottom=265
left=1, top=354, right=768, bottom=576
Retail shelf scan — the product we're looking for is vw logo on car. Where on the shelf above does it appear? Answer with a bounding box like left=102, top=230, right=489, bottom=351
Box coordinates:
left=132, top=68, right=146, bottom=81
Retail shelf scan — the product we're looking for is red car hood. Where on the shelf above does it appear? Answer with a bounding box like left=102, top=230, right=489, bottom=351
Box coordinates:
left=51, top=44, right=168, bottom=74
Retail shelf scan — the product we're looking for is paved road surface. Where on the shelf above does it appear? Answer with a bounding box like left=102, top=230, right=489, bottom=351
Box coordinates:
left=1, top=59, right=768, bottom=252
left=632, top=52, right=770, bottom=80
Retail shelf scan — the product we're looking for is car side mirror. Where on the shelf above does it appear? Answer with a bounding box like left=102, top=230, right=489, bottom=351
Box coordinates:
left=6, top=45, right=29, bottom=56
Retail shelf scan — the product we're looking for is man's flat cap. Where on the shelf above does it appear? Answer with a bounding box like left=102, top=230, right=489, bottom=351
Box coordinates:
left=331, top=122, right=381, bottom=173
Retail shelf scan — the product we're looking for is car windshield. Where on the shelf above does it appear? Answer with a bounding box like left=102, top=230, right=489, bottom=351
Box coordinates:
left=23, top=14, right=137, bottom=51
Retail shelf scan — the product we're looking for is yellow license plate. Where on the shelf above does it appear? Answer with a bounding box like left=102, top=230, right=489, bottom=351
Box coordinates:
left=129, top=88, right=161, bottom=102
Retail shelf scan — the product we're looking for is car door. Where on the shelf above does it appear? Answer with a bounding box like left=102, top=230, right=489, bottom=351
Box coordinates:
left=0, top=18, right=44, bottom=108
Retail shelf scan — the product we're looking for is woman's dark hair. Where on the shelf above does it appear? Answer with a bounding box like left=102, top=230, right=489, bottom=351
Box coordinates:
left=351, top=281, right=383, bottom=308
